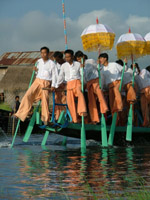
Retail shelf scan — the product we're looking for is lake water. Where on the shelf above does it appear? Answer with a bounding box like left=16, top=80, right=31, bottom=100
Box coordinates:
left=0, top=133, right=150, bottom=199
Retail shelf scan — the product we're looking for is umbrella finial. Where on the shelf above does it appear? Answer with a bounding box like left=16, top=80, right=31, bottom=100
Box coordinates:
left=128, top=27, right=131, bottom=33
left=96, top=17, right=99, bottom=24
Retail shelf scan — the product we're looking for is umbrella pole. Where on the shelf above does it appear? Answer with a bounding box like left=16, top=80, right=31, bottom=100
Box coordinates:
left=11, top=66, right=36, bottom=148
left=126, top=55, right=135, bottom=141
left=81, top=58, right=86, bottom=154
left=108, top=61, right=126, bottom=146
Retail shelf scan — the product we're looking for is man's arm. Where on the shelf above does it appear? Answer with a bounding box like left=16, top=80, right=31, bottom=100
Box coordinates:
left=56, top=65, right=65, bottom=88
left=33, top=66, right=38, bottom=72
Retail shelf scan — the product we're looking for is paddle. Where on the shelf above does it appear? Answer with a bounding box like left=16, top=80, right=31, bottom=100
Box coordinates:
left=108, top=61, right=126, bottom=146
left=97, top=63, right=108, bottom=147
left=126, top=61, right=136, bottom=141
left=11, top=63, right=37, bottom=148
left=81, top=58, right=86, bottom=153
left=23, top=101, right=41, bottom=142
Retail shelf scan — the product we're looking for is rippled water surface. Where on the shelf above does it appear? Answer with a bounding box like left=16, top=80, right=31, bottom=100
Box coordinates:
left=0, top=133, right=150, bottom=199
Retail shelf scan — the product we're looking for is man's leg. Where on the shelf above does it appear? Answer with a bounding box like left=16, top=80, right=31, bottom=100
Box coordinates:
left=88, top=85, right=100, bottom=123
left=67, top=89, right=78, bottom=123
left=141, top=93, right=149, bottom=127
left=76, top=84, right=87, bottom=117
left=94, top=82, right=108, bottom=114
left=15, top=79, right=40, bottom=121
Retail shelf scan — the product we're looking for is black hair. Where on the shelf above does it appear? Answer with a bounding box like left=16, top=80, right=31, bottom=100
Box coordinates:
left=98, top=53, right=109, bottom=61
left=84, top=54, right=88, bottom=60
left=40, top=46, right=49, bottom=54
left=116, top=59, right=124, bottom=66
left=146, top=65, right=150, bottom=72
left=64, top=49, right=74, bottom=56
left=53, top=51, right=63, bottom=59
left=131, top=63, right=140, bottom=74
left=15, top=96, right=19, bottom=99
left=75, top=51, right=84, bottom=58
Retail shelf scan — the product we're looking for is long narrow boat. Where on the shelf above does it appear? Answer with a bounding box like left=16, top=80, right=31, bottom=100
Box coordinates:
left=19, top=90, right=150, bottom=148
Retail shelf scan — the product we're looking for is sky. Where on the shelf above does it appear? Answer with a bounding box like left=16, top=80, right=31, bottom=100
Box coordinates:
left=0, top=0, right=150, bottom=67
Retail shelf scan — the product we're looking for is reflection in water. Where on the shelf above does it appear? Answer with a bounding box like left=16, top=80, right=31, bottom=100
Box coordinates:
left=0, top=137, right=150, bottom=199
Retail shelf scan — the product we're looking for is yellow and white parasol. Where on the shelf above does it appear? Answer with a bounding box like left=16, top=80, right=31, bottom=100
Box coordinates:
left=116, top=28, right=146, bottom=60
left=144, top=32, right=150, bottom=55
left=81, top=19, right=115, bottom=52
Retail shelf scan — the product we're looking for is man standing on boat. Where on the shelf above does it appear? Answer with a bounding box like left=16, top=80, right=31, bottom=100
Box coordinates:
left=116, top=59, right=137, bottom=125
left=75, top=51, right=108, bottom=124
left=14, top=47, right=57, bottom=125
left=53, top=51, right=66, bottom=120
left=99, top=53, right=126, bottom=124
left=56, top=49, right=87, bottom=123
left=133, top=64, right=150, bottom=127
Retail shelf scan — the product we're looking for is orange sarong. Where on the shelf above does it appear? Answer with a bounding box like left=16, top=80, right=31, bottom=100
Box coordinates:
left=109, top=80, right=123, bottom=114
left=125, top=82, right=136, bottom=103
left=55, top=83, right=66, bottom=120
left=87, top=78, right=108, bottom=123
left=140, top=86, right=150, bottom=127
left=15, top=78, right=51, bottom=122
left=67, top=80, right=87, bottom=123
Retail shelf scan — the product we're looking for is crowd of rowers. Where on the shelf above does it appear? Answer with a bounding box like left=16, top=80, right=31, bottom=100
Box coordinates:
left=14, top=46, right=150, bottom=127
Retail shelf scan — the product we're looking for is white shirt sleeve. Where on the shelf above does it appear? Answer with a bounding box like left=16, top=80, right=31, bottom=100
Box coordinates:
left=140, top=69, right=147, bottom=79
left=51, top=62, right=57, bottom=87
left=56, top=65, right=65, bottom=88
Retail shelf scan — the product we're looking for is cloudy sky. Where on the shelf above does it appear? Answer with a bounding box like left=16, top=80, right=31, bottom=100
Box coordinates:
left=0, top=0, right=150, bottom=67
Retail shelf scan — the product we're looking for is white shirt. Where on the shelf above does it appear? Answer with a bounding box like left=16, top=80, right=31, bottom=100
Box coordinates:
left=57, top=61, right=81, bottom=87
left=123, top=67, right=133, bottom=86
left=101, top=62, right=125, bottom=86
left=135, top=69, right=150, bottom=90
left=83, top=59, right=105, bottom=90
left=55, top=62, right=61, bottom=75
left=84, top=59, right=99, bottom=83
left=36, top=58, right=57, bottom=87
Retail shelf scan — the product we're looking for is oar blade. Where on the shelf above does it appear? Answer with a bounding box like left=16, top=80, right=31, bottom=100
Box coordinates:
left=41, top=130, right=50, bottom=146
left=23, top=111, right=36, bottom=142
left=108, top=112, right=117, bottom=146
left=81, top=116, right=86, bottom=154
left=10, top=119, right=20, bottom=148
left=126, top=104, right=133, bottom=141
left=101, top=114, right=108, bottom=147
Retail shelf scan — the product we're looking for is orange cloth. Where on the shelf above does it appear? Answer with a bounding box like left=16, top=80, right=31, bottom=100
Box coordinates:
left=109, top=80, right=123, bottom=114
left=67, top=79, right=87, bottom=123
left=140, top=87, right=150, bottom=127
left=86, top=78, right=108, bottom=123
left=15, top=78, right=51, bottom=122
left=55, top=83, right=66, bottom=120
left=125, top=82, right=136, bottom=103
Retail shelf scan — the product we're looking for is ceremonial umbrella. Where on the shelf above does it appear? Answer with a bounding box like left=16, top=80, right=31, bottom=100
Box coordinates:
left=109, top=29, right=146, bottom=145
left=144, top=32, right=150, bottom=55
left=116, top=29, right=146, bottom=60
left=81, top=20, right=115, bottom=52
left=81, top=19, right=116, bottom=147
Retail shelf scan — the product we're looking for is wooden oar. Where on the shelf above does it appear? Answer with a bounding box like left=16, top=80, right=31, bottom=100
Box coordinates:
left=97, top=63, right=108, bottom=147
left=81, top=58, right=86, bottom=153
left=108, top=62, right=126, bottom=146
left=23, top=101, right=41, bottom=142
left=126, top=63, right=136, bottom=141
left=11, top=64, right=36, bottom=148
